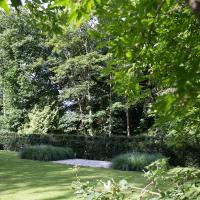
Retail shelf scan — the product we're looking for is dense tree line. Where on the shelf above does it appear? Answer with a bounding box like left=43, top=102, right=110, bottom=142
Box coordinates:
left=35, top=0, right=200, bottom=146
left=0, top=9, right=152, bottom=136
left=0, top=1, right=199, bottom=144
left=0, top=0, right=198, bottom=155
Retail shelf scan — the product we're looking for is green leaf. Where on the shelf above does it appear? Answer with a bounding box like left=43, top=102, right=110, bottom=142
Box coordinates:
left=125, top=51, right=132, bottom=59
left=166, top=0, right=171, bottom=6
left=53, top=0, right=71, bottom=8
left=0, top=0, right=9, bottom=13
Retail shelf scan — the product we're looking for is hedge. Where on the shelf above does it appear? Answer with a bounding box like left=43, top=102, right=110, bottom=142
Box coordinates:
left=0, top=133, right=199, bottom=166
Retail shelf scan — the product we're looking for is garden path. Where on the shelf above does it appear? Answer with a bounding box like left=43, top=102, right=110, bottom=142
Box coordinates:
left=53, top=159, right=112, bottom=168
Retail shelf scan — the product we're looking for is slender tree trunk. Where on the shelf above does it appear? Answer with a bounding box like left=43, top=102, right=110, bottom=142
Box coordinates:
left=87, top=81, right=93, bottom=136
left=2, top=79, right=6, bottom=117
left=108, top=73, right=112, bottom=137
left=78, top=97, right=83, bottom=117
left=126, top=108, right=130, bottom=137
left=84, top=38, right=93, bottom=136
left=77, top=97, right=84, bottom=131
left=71, top=76, right=84, bottom=133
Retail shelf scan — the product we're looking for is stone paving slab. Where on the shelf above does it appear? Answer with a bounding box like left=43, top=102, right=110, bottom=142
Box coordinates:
left=52, top=159, right=112, bottom=169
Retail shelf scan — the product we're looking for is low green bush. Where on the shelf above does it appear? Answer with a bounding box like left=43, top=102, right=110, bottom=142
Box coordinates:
left=112, top=152, right=164, bottom=171
left=19, top=145, right=74, bottom=161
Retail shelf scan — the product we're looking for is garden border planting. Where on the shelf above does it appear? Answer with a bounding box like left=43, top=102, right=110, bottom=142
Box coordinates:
left=0, top=133, right=199, bottom=166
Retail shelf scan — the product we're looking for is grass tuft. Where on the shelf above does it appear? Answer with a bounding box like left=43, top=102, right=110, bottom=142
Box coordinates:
left=19, top=145, right=74, bottom=161
left=112, top=152, right=164, bottom=171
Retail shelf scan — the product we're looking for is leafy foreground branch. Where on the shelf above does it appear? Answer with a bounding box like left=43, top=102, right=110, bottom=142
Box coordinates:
left=72, top=159, right=200, bottom=200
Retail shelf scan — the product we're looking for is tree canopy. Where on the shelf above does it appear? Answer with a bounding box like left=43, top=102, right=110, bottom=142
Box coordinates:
left=0, top=0, right=200, bottom=143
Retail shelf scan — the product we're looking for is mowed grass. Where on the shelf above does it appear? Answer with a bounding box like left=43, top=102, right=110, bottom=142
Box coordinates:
left=0, top=151, right=147, bottom=200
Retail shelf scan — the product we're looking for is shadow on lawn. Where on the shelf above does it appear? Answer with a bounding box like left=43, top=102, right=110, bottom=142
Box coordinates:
left=0, top=151, right=146, bottom=200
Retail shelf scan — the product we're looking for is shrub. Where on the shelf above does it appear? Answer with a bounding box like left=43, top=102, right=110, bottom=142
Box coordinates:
left=19, top=145, right=74, bottom=161
left=112, top=152, right=164, bottom=171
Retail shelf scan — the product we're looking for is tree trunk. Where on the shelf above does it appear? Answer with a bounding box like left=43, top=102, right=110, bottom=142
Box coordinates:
left=2, top=79, right=6, bottom=117
left=126, top=108, right=130, bottom=137
left=77, top=97, right=85, bottom=132
left=84, top=38, right=93, bottom=136
left=87, top=81, right=93, bottom=136
left=108, top=73, right=112, bottom=137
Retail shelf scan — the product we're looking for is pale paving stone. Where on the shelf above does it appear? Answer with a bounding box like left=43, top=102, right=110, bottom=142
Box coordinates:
left=52, top=159, right=112, bottom=169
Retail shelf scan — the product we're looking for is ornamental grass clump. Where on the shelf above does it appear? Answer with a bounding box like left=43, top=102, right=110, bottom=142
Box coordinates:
left=19, top=145, right=74, bottom=161
left=112, top=152, right=164, bottom=171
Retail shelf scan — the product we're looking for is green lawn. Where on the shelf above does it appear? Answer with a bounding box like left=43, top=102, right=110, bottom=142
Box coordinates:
left=0, top=151, right=147, bottom=200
